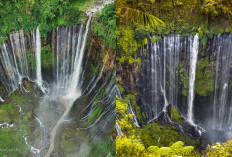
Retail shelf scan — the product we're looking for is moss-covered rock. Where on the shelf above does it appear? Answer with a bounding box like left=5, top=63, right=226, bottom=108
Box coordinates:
left=0, top=103, right=19, bottom=123
left=169, top=106, right=182, bottom=124
left=195, top=58, right=214, bottom=96
left=0, top=128, right=28, bottom=157
left=140, top=122, right=200, bottom=150
left=60, top=128, right=86, bottom=153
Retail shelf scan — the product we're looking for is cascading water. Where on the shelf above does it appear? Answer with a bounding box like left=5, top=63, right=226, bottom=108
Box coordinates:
left=44, top=15, right=92, bottom=157
left=0, top=29, right=42, bottom=94
left=139, top=33, right=232, bottom=133
left=145, top=34, right=181, bottom=122
left=211, top=34, right=232, bottom=130
left=0, top=11, right=115, bottom=156
left=187, top=34, right=199, bottom=124
left=35, top=27, right=44, bottom=92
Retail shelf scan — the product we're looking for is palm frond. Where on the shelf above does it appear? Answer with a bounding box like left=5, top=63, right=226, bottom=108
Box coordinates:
left=117, top=7, right=165, bottom=27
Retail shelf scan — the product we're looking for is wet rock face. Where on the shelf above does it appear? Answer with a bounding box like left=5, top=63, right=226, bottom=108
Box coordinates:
left=154, top=105, right=204, bottom=141
left=117, top=61, right=141, bottom=92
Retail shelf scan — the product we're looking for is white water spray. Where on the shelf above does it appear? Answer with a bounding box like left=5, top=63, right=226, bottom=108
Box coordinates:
left=35, top=27, right=44, bottom=92
left=0, top=96, right=4, bottom=102
left=187, top=34, right=199, bottom=124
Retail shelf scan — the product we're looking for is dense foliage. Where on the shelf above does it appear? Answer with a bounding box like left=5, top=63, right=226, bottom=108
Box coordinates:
left=0, top=0, right=91, bottom=42
left=116, top=96, right=199, bottom=157
left=92, top=2, right=116, bottom=49
left=206, top=140, right=232, bottom=157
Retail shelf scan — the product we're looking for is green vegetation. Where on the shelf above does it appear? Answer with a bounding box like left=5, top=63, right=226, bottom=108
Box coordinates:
left=179, top=63, right=189, bottom=96
left=0, top=103, right=19, bottom=122
left=0, top=128, right=28, bottom=157
left=0, top=81, right=39, bottom=156
left=27, top=51, right=36, bottom=70
left=92, top=2, right=116, bottom=49
left=116, top=79, right=125, bottom=95
left=90, top=141, right=115, bottom=157
left=116, top=0, right=232, bottom=156
left=170, top=106, right=182, bottom=124
left=195, top=58, right=214, bottom=96
left=140, top=123, right=200, bottom=149
left=94, top=87, right=106, bottom=104
left=116, top=82, right=232, bottom=156
left=116, top=96, right=198, bottom=157
left=0, top=0, right=93, bottom=41
left=41, top=45, right=54, bottom=68
left=60, top=128, right=84, bottom=153
left=206, top=140, right=232, bottom=157
left=116, top=0, right=165, bottom=67
left=88, top=106, right=103, bottom=121
left=179, top=58, right=214, bottom=96
left=126, top=94, right=146, bottom=124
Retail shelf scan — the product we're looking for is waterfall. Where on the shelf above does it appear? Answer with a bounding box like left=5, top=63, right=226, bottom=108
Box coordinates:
left=211, top=34, right=232, bottom=130
left=128, top=104, right=140, bottom=127
left=68, top=15, right=92, bottom=95
left=187, top=34, right=199, bottom=124
left=44, top=15, right=92, bottom=157
left=0, top=96, right=4, bottom=102
left=147, top=34, right=181, bottom=121
left=35, top=27, right=44, bottom=92
left=142, top=33, right=232, bottom=131
left=116, top=122, right=123, bottom=136
left=52, top=25, right=84, bottom=92
left=0, top=28, right=45, bottom=94
left=0, top=42, right=21, bottom=93
left=0, top=11, right=114, bottom=156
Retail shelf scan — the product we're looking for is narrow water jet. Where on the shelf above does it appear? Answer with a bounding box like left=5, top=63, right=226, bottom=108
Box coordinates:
left=35, top=27, right=44, bottom=92
left=187, top=34, right=199, bottom=124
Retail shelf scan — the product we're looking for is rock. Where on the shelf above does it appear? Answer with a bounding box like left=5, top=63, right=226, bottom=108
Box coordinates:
left=154, top=104, right=203, bottom=138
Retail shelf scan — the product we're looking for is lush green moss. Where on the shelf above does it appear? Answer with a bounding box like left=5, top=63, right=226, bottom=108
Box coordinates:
left=88, top=106, right=103, bottom=122
left=0, top=103, right=19, bottom=123
left=0, top=128, right=28, bottom=157
left=195, top=58, right=214, bottom=96
left=27, top=51, right=36, bottom=70
left=41, top=45, right=54, bottom=69
left=179, top=63, right=189, bottom=96
left=139, top=122, right=200, bottom=149
left=60, top=128, right=86, bottom=153
left=90, top=141, right=115, bottom=157
left=94, top=87, right=106, bottom=104
left=170, top=106, right=182, bottom=124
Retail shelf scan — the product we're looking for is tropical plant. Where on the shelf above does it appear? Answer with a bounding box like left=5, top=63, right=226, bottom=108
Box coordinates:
left=117, top=7, right=164, bottom=28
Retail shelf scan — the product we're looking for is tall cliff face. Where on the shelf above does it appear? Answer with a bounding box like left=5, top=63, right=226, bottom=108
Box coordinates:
left=117, top=33, right=232, bottom=132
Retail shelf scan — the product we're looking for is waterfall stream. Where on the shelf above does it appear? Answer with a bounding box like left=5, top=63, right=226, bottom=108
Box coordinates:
left=44, top=15, right=92, bottom=157
left=211, top=34, right=232, bottom=130
left=187, top=34, right=199, bottom=124
left=0, top=96, right=4, bottom=102
left=35, top=27, right=44, bottom=93
left=141, top=33, right=232, bottom=132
